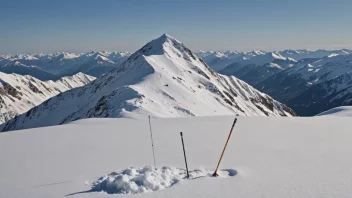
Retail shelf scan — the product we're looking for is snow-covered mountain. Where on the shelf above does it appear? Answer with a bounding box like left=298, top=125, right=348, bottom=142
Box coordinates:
left=0, top=72, right=95, bottom=124
left=0, top=51, right=131, bottom=79
left=256, top=54, right=352, bottom=115
left=0, top=34, right=295, bottom=132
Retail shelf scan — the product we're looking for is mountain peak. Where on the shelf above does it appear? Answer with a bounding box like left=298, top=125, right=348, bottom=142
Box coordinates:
left=131, top=33, right=197, bottom=64
left=147, top=34, right=182, bottom=49
left=160, top=33, right=174, bottom=40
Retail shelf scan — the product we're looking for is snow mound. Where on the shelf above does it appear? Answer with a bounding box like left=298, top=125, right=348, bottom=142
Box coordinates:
left=316, top=106, right=352, bottom=117
left=90, top=166, right=235, bottom=194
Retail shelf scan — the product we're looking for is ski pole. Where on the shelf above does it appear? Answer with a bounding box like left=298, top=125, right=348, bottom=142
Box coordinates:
left=180, top=132, right=190, bottom=178
left=148, top=115, right=156, bottom=168
left=212, top=118, right=237, bottom=177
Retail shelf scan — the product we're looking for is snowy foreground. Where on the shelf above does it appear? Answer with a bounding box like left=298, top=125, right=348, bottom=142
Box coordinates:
left=1, top=115, right=352, bottom=197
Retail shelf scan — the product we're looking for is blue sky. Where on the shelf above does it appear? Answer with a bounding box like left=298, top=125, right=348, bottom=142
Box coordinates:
left=1, top=0, right=351, bottom=54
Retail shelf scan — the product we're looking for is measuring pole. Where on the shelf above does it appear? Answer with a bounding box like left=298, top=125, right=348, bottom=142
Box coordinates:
left=212, top=118, right=238, bottom=177
left=180, top=132, right=190, bottom=178
left=148, top=115, right=156, bottom=168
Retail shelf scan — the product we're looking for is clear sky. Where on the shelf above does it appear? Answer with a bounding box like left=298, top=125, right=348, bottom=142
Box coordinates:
left=1, top=0, right=351, bottom=54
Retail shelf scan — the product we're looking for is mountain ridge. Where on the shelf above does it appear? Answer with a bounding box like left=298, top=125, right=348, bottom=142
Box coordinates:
left=0, top=72, right=95, bottom=124
left=1, top=34, right=295, bottom=132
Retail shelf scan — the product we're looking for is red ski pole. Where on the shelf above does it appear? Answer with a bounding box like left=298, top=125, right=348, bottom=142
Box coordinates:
left=212, top=118, right=237, bottom=177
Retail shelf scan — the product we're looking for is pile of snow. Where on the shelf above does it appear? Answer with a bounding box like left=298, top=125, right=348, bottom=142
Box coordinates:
left=316, top=106, right=352, bottom=117
left=90, top=166, right=233, bottom=194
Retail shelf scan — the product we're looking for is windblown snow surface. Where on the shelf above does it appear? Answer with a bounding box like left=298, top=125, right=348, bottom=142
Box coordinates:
left=316, top=106, right=352, bottom=117
left=1, top=115, right=352, bottom=197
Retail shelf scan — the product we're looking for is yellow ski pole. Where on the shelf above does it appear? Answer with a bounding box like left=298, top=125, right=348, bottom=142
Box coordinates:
left=212, top=118, right=237, bottom=177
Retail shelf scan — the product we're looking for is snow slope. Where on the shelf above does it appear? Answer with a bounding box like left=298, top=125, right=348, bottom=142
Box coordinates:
left=316, top=106, right=352, bottom=117
left=0, top=34, right=295, bottom=132
left=0, top=72, right=95, bottom=124
left=1, top=116, right=352, bottom=197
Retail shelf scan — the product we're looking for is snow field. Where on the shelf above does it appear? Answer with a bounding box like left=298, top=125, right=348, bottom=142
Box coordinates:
left=1, top=115, right=352, bottom=197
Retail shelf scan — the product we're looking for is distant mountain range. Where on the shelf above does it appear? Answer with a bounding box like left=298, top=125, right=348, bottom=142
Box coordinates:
left=257, top=54, right=352, bottom=116
left=1, top=43, right=352, bottom=121
left=198, top=49, right=352, bottom=116
left=0, top=34, right=295, bottom=132
left=196, top=49, right=352, bottom=72
left=0, top=51, right=131, bottom=80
